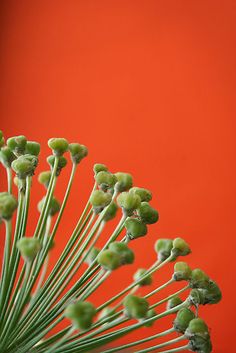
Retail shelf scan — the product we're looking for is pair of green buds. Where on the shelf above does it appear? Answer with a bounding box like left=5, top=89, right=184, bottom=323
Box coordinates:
left=155, top=237, right=191, bottom=261
left=97, top=242, right=134, bottom=271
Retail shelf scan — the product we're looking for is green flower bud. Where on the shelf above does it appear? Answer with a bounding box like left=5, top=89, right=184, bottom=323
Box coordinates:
left=173, top=262, right=192, bottom=281
left=38, top=197, right=60, bottom=216
left=17, top=237, right=41, bottom=262
left=85, top=247, right=100, bottom=266
left=115, top=172, right=133, bottom=192
left=93, top=163, right=108, bottom=174
left=95, top=171, right=117, bottom=191
left=185, top=318, right=210, bottom=340
left=129, top=187, right=152, bottom=202
left=125, top=217, right=147, bottom=240
left=117, top=192, right=141, bottom=216
left=137, top=202, right=159, bottom=224
left=65, top=301, right=96, bottom=330
left=97, top=249, right=121, bottom=271
left=189, top=289, right=206, bottom=306
left=109, top=242, right=135, bottom=265
left=98, top=307, right=116, bottom=322
left=103, top=202, right=118, bottom=222
left=166, top=296, right=183, bottom=310
left=0, top=147, right=16, bottom=168
left=0, top=131, right=5, bottom=148
left=47, top=155, right=67, bottom=176
left=172, top=237, right=191, bottom=257
left=133, top=268, right=153, bottom=286
left=143, top=309, right=157, bottom=327
left=190, top=269, right=209, bottom=289
left=0, top=192, right=18, bottom=220
left=89, top=190, right=112, bottom=213
left=7, top=135, right=27, bottom=155
left=48, top=138, right=69, bottom=156
left=12, top=155, right=38, bottom=179
left=69, top=143, right=88, bottom=164
left=38, top=171, right=52, bottom=188
left=201, top=280, right=222, bottom=304
left=154, top=239, right=173, bottom=261
left=173, top=308, right=195, bottom=333
left=25, top=141, right=40, bottom=156
left=123, top=295, right=149, bottom=319
left=189, top=337, right=212, bottom=353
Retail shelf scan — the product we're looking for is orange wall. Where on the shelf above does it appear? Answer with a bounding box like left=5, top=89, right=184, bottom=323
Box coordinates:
left=1, top=1, right=236, bottom=352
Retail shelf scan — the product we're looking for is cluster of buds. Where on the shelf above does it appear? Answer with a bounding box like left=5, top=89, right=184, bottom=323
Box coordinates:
left=0, top=131, right=221, bottom=353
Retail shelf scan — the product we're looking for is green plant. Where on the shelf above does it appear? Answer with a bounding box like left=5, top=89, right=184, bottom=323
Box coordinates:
left=0, top=132, right=222, bottom=353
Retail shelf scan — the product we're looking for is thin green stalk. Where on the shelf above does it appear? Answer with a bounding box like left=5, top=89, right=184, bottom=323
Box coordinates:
left=144, top=278, right=175, bottom=299
left=0, top=220, right=12, bottom=310
left=46, top=327, right=74, bottom=353
left=150, top=285, right=190, bottom=310
left=7, top=167, right=12, bottom=193
left=135, top=336, right=186, bottom=353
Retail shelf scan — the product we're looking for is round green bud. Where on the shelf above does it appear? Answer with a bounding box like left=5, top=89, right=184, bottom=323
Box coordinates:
left=95, top=171, right=117, bottom=191
left=38, top=197, right=60, bottom=216
left=17, top=237, right=41, bottom=262
left=98, top=307, right=116, bottom=322
left=7, top=135, right=27, bottom=155
left=137, top=202, right=159, bottom=224
left=93, top=163, right=108, bottom=174
left=143, top=309, right=157, bottom=327
left=0, top=192, right=18, bottom=220
left=154, top=239, right=173, bottom=261
left=133, top=268, right=153, bottom=286
left=123, top=295, right=149, bottom=319
left=97, top=249, right=121, bottom=271
left=117, top=192, right=141, bottom=216
left=189, top=337, right=212, bottom=353
left=85, top=247, right=100, bottom=266
left=12, top=155, right=38, bottom=179
left=173, top=262, right=192, bottom=281
left=47, top=155, right=67, bottom=176
left=115, top=172, right=133, bottom=192
left=38, top=171, right=52, bottom=188
left=25, top=141, right=40, bottom=156
left=190, top=269, right=209, bottom=289
left=173, top=308, right=195, bottom=333
left=125, top=217, right=147, bottom=240
left=189, top=289, right=206, bottom=306
left=191, top=281, right=222, bottom=305
left=0, top=147, right=16, bottom=168
left=129, top=187, right=152, bottom=202
left=103, top=202, right=118, bottom=222
left=89, top=190, right=112, bottom=213
left=65, top=301, right=96, bottom=330
left=109, top=242, right=135, bottom=265
left=166, top=296, right=183, bottom=310
left=172, top=237, right=191, bottom=257
left=48, top=138, right=69, bottom=156
left=69, top=143, right=88, bottom=164
left=185, top=318, right=209, bottom=339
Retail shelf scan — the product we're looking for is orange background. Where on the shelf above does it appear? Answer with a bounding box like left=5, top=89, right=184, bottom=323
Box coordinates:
left=0, top=1, right=236, bottom=352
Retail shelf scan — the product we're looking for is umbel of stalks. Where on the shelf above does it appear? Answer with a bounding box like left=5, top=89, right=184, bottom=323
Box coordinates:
left=0, top=131, right=222, bottom=353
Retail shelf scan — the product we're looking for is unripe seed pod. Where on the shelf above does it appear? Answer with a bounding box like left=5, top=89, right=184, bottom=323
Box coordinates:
left=48, top=138, right=69, bottom=156
left=98, top=307, right=116, bottom=322
left=97, top=249, right=121, bottom=271
left=12, top=155, right=38, bottom=179
left=189, top=289, right=206, bottom=306
left=38, top=197, right=60, bottom=216
left=166, top=296, right=183, bottom=310
left=0, top=192, right=18, bottom=220
left=190, top=269, right=209, bottom=289
left=7, top=135, right=27, bottom=155
left=143, top=309, right=157, bottom=327
left=0, top=147, right=16, bottom=168
left=125, top=217, right=147, bottom=240
left=172, top=237, right=191, bottom=257
left=123, top=295, right=149, bottom=319
left=201, top=280, right=222, bottom=304
left=90, top=190, right=112, bottom=214
left=173, top=261, right=192, bottom=281
left=47, top=155, right=67, bottom=176
left=173, top=308, right=195, bottom=333
left=114, top=172, right=133, bottom=192
left=65, top=301, right=96, bottom=330
left=129, top=187, right=152, bottom=202
left=95, top=171, right=117, bottom=191
left=38, top=171, right=52, bottom=188
left=185, top=318, right=209, bottom=339
left=154, top=239, right=173, bottom=261
left=69, top=143, right=88, bottom=164
left=17, top=237, right=41, bottom=262
left=133, top=268, right=153, bottom=286
left=189, top=336, right=212, bottom=353
left=85, top=247, right=100, bottom=266
left=137, top=202, right=159, bottom=224
left=93, top=163, right=108, bottom=174
left=103, top=202, right=118, bottom=222
left=109, top=242, right=135, bottom=265
left=25, top=141, right=40, bottom=156
left=117, top=192, right=141, bottom=216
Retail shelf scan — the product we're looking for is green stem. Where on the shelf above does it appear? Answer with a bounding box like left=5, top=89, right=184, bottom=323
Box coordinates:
left=7, top=167, right=12, bottom=193
left=135, top=336, right=186, bottom=353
